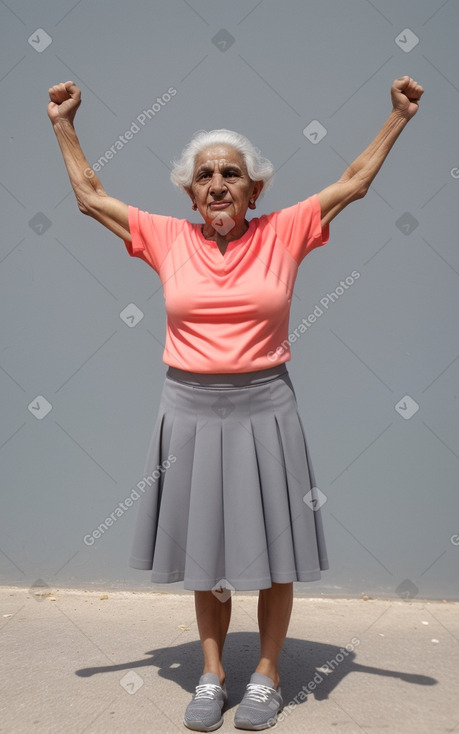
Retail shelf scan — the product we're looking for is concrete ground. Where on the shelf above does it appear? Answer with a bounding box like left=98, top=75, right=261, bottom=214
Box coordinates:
left=1, top=587, right=458, bottom=734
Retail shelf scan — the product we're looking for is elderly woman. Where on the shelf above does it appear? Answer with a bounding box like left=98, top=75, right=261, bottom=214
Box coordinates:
left=48, top=75, right=423, bottom=731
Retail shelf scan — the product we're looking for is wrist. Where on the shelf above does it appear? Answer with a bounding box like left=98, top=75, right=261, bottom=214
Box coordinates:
left=52, top=118, right=76, bottom=132
left=390, top=107, right=411, bottom=125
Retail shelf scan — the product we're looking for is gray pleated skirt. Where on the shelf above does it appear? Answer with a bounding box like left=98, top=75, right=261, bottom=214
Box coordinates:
left=129, top=364, right=329, bottom=590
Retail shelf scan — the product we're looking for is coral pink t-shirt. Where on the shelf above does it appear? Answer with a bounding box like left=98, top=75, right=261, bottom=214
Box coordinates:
left=124, top=194, right=329, bottom=373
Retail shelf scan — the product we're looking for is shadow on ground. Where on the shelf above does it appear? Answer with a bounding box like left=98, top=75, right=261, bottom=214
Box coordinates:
left=75, top=631, right=437, bottom=707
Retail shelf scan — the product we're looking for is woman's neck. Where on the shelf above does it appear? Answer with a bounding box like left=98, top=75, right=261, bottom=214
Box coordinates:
left=201, top=219, right=249, bottom=246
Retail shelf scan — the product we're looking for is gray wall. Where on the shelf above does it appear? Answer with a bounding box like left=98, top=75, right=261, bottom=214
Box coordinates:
left=1, top=0, right=458, bottom=600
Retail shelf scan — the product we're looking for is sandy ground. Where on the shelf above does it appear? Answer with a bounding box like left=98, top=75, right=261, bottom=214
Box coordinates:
left=1, top=587, right=458, bottom=733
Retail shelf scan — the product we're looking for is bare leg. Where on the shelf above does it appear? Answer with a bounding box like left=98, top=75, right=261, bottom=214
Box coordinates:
left=255, top=582, right=293, bottom=688
left=194, top=590, right=232, bottom=687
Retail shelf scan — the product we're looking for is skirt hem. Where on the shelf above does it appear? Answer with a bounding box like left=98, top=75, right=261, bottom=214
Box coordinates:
left=129, top=563, right=328, bottom=590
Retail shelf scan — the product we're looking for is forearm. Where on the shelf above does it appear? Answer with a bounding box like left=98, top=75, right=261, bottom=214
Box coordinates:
left=317, top=77, right=423, bottom=227
left=52, top=119, right=104, bottom=212
left=339, top=110, right=409, bottom=193
left=318, top=112, right=410, bottom=225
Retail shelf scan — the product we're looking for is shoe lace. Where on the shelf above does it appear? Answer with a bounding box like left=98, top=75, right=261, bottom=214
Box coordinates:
left=245, top=683, right=275, bottom=703
left=194, top=683, right=222, bottom=700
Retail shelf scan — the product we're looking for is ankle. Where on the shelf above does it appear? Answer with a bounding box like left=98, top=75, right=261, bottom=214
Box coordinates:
left=203, top=666, right=225, bottom=688
left=254, top=663, right=279, bottom=689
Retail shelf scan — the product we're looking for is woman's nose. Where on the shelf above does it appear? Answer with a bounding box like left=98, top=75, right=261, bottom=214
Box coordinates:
left=210, top=174, right=226, bottom=194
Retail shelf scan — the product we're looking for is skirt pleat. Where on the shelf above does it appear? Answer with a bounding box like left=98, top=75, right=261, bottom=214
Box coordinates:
left=129, top=365, right=329, bottom=590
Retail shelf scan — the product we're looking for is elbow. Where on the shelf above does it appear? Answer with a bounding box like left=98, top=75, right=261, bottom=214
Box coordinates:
left=74, top=182, right=94, bottom=215
left=340, top=176, right=369, bottom=207
left=77, top=190, right=100, bottom=217
left=77, top=198, right=91, bottom=215
left=354, top=185, right=368, bottom=201
left=350, top=179, right=369, bottom=202
left=345, top=170, right=371, bottom=202
left=75, top=178, right=106, bottom=216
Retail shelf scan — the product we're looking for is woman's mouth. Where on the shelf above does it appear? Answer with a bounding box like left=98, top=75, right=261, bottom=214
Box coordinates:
left=209, top=201, right=231, bottom=210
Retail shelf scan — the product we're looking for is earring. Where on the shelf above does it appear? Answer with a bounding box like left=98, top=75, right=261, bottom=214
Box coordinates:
left=249, top=199, right=256, bottom=209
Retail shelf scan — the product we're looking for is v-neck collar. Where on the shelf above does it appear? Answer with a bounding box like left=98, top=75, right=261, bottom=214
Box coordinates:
left=195, top=218, right=257, bottom=258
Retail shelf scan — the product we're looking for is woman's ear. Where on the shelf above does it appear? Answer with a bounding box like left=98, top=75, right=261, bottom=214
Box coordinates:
left=249, top=180, right=264, bottom=208
left=185, top=187, right=197, bottom=210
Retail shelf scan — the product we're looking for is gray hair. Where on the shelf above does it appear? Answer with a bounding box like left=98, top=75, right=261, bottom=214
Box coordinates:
left=170, top=129, right=274, bottom=196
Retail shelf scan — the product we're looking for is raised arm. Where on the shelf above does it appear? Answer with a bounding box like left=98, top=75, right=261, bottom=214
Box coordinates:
left=48, top=81, right=131, bottom=242
left=317, top=76, right=424, bottom=228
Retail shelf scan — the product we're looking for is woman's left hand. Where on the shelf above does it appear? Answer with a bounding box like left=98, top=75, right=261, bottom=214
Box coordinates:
left=391, top=76, right=424, bottom=120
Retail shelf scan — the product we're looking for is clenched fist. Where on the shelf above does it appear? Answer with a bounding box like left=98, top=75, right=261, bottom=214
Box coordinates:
left=47, top=81, right=81, bottom=125
left=391, top=76, right=424, bottom=120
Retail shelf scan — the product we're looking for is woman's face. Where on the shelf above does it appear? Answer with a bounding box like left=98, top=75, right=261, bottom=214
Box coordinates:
left=188, top=145, right=263, bottom=232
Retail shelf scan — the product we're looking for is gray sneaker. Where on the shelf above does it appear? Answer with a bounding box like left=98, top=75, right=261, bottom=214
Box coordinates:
left=184, top=673, right=227, bottom=732
left=234, top=673, right=283, bottom=730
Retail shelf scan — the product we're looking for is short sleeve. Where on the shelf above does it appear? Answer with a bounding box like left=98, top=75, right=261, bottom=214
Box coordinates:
left=124, top=206, right=186, bottom=273
left=265, top=193, right=329, bottom=265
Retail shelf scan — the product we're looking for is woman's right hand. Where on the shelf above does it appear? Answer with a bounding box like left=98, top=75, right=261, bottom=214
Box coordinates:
left=47, top=81, right=81, bottom=125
